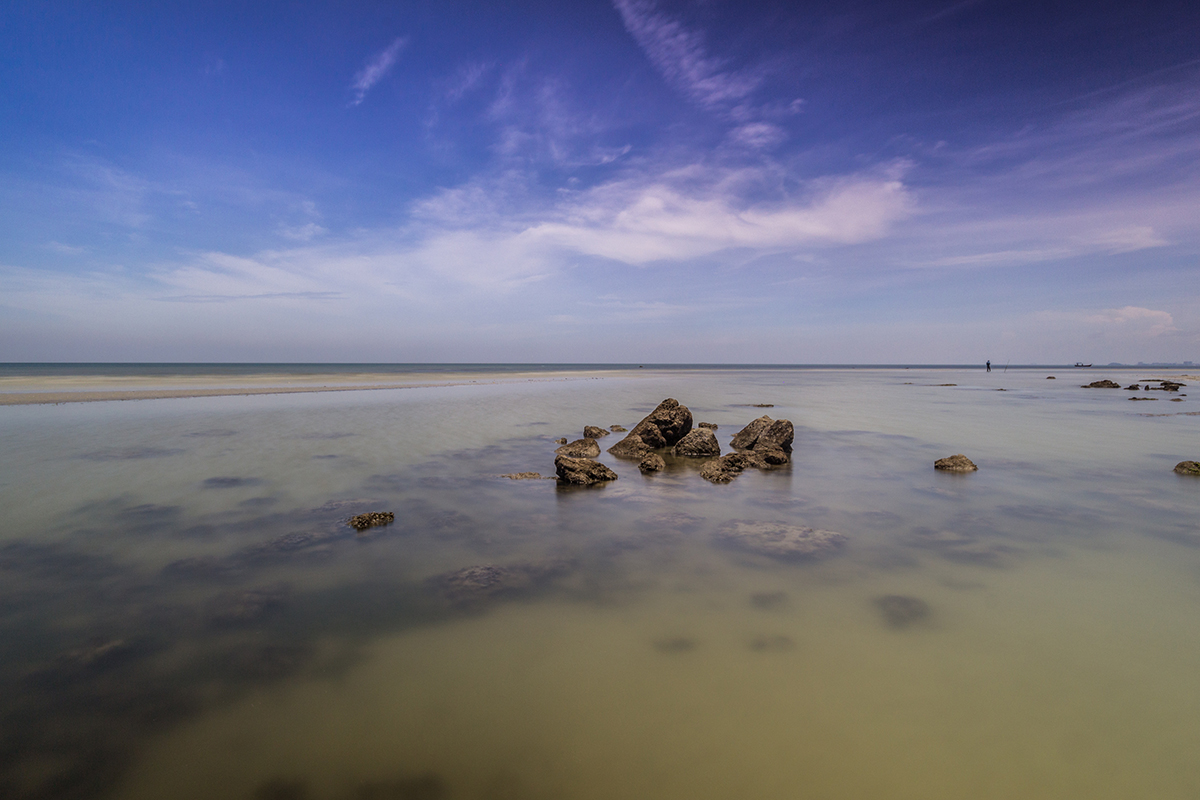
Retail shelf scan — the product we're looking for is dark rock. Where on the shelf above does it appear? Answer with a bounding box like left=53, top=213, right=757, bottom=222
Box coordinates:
left=1046, top=376, right=1056, bottom=379
left=1125, top=384, right=1141, bottom=390
left=1130, top=397, right=1157, bottom=401
left=699, top=452, right=764, bottom=483
left=1082, top=379, right=1121, bottom=388
left=751, top=403, right=775, bottom=407
left=671, top=428, right=720, bottom=458
left=610, top=424, right=627, bottom=432
left=554, top=455, right=618, bottom=485
left=348, top=511, right=394, bottom=531
left=653, top=636, right=697, bottom=653
left=555, top=437, right=567, bottom=444
left=755, top=419, right=794, bottom=453
left=934, top=454, right=977, bottom=472
left=874, top=595, right=931, bottom=628
left=1174, top=461, right=1200, bottom=476
left=609, top=398, right=693, bottom=457
left=697, top=421, right=718, bottom=429
left=730, top=416, right=773, bottom=450
left=638, top=453, right=666, bottom=473
left=606, top=432, right=652, bottom=459
left=748, top=634, right=794, bottom=652
left=499, top=472, right=551, bottom=480
left=716, top=520, right=847, bottom=559
left=583, top=425, right=610, bottom=439
left=555, top=438, right=601, bottom=458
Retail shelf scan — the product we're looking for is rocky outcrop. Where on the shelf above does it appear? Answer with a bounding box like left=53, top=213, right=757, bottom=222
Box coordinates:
left=348, top=512, right=394, bottom=531
left=697, top=421, right=718, bottom=429
left=1082, top=379, right=1120, bottom=388
left=934, top=454, right=977, bottom=471
left=638, top=453, right=665, bottom=473
left=609, top=398, right=693, bottom=457
left=555, top=437, right=600, bottom=458
left=716, top=520, right=846, bottom=560
left=1175, top=461, right=1200, bottom=476
left=671, top=428, right=720, bottom=458
left=583, top=425, right=610, bottom=438
left=554, top=455, right=618, bottom=485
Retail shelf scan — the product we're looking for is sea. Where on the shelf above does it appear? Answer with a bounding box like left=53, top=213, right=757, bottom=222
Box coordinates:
left=0, top=364, right=1198, bottom=800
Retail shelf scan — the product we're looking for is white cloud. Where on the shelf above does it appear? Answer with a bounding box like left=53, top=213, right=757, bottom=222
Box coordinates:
left=1084, top=306, right=1177, bottom=336
left=728, top=122, right=786, bottom=149
left=613, top=0, right=762, bottom=109
left=350, top=38, right=407, bottom=106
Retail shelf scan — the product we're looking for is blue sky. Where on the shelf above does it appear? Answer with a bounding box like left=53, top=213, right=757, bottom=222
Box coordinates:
left=2, top=0, right=1198, bottom=363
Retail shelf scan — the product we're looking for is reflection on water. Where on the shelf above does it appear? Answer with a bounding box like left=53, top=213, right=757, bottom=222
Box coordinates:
left=1, top=368, right=1199, bottom=799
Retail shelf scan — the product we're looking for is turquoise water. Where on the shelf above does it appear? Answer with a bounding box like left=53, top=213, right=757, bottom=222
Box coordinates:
left=1, top=367, right=1198, bottom=799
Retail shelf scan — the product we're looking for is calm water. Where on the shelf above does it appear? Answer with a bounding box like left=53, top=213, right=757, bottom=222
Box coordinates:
left=1, top=367, right=1198, bottom=799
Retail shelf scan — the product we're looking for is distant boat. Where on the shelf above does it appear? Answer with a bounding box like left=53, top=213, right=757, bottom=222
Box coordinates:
left=1073, top=362, right=1092, bottom=368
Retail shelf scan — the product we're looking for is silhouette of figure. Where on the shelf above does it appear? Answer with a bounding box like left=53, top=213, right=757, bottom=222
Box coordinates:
left=986, top=360, right=991, bottom=372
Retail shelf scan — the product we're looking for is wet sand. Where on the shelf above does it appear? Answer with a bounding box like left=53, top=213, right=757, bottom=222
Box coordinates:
left=0, top=370, right=617, bottom=405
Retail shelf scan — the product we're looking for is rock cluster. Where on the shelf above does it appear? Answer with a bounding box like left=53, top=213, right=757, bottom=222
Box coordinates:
left=696, top=415, right=794, bottom=483
left=716, top=520, right=846, bottom=560
left=554, top=455, right=618, bottom=485
left=608, top=398, right=694, bottom=459
left=1175, top=461, right=1200, bottom=476
left=1082, top=379, right=1120, bottom=388
left=348, top=511, right=394, bottom=531
left=555, top=437, right=601, bottom=458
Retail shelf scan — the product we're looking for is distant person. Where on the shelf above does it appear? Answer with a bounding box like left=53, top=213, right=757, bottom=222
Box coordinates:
left=986, top=360, right=991, bottom=372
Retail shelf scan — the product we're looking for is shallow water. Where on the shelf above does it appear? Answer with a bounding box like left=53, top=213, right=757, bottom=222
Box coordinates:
left=1, top=367, right=1198, bottom=799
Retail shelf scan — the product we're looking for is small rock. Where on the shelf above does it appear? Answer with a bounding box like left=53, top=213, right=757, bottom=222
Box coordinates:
left=934, top=454, right=977, bottom=472
left=1082, top=379, right=1121, bottom=388
left=500, top=472, right=549, bottom=480
left=1174, top=461, right=1200, bottom=476
left=554, top=455, right=618, bottom=485
left=699, top=452, right=761, bottom=483
left=672, top=427, right=721, bottom=458
left=583, top=425, right=610, bottom=439
left=610, top=424, right=627, bottom=432
left=638, top=453, right=666, bottom=473
left=716, top=520, right=847, bottom=559
left=874, top=595, right=931, bottom=628
left=555, top=437, right=601, bottom=458
left=555, top=437, right=568, bottom=445
left=698, top=421, right=718, bottom=429
left=348, top=511, right=394, bottom=531
left=1124, top=384, right=1141, bottom=390
left=1130, top=397, right=1157, bottom=401
left=607, top=432, right=652, bottom=459
left=1046, top=376, right=1056, bottom=379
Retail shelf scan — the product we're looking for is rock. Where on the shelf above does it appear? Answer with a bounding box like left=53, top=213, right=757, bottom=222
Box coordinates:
left=555, top=437, right=601, bottom=458
left=499, top=472, right=550, bottom=480
left=1130, top=397, right=1157, bottom=401
left=755, top=419, right=794, bottom=453
left=697, top=421, right=718, bottom=429
left=1174, top=461, right=1200, bottom=476
left=610, top=424, right=627, bottom=432
left=555, top=437, right=567, bottom=444
left=934, top=454, right=977, bottom=472
left=608, top=398, right=693, bottom=457
left=751, top=403, right=775, bottom=407
left=1046, top=376, right=1056, bottom=379
left=606, top=432, right=652, bottom=459
left=874, top=595, right=931, bottom=628
left=554, top=455, right=618, bottom=485
left=1082, top=379, right=1120, bottom=388
left=348, top=511, right=394, bottom=531
left=730, top=416, right=774, bottom=450
left=583, top=425, right=610, bottom=438
left=699, top=452, right=763, bottom=483
left=431, top=559, right=574, bottom=604
left=717, top=520, right=847, bottom=559
left=1125, top=384, right=1141, bottom=390
left=638, top=453, right=666, bottom=473
left=672, top=428, right=721, bottom=457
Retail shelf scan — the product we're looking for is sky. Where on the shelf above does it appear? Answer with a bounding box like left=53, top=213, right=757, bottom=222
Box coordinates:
left=1, top=0, right=1198, bottom=364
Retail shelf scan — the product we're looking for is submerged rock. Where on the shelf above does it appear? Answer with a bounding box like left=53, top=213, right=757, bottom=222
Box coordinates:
left=638, top=453, right=666, bottom=473
left=430, top=559, right=574, bottom=604
left=499, top=472, right=551, bottom=480
left=699, top=452, right=762, bottom=483
left=348, top=511, right=394, bottom=531
left=698, top=421, right=718, bottom=429
left=1130, top=397, right=1157, bottom=401
left=671, top=427, right=720, bottom=458
left=610, top=424, right=627, bottom=432
left=1174, top=461, right=1200, bottom=476
left=653, top=636, right=697, bottom=653
left=583, top=425, right=610, bottom=439
left=1125, top=384, right=1142, bottom=390
left=555, top=437, right=568, bottom=444
left=934, top=454, right=977, bottom=472
left=608, top=398, right=693, bottom=457
left=873, top=595, right=931, bottom=628
left=1082, top=379, right=1120, bottom=388
left=555, top=437, right=601, bottom=458
left=554, top=455, right=618, bottom=485
left=716, top=520, right=846, bottom=560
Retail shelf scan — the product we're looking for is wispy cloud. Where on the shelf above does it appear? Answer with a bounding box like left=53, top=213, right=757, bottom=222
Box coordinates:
left=613, top=0, right=762, bottom=109
left=350, top=38, right=407, bottom=106
left=1084, top=305, right=1177, bottom=336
